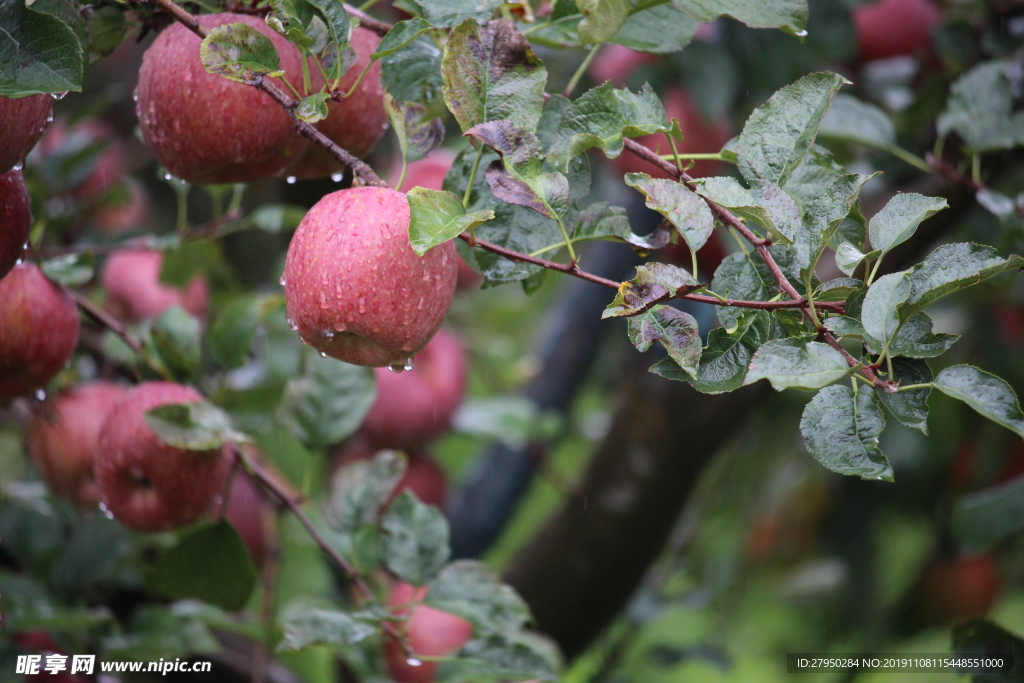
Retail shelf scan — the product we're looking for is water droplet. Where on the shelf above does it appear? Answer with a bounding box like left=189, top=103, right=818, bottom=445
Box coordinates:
left=12, top=162, right=22, bottom=171
left=323, top=330, right=334, bottom=339
left=45, top=113, right=54, bottom=123
left=178, top=178, right=188, bottom=186
left=382, top=122, right=390, bottom=130
left=163, top=172, right=173, bottom=181
left=279, top=275, right=287, bottom=286
left=34, top=389, right=46, bottom=401
left=406, top=658, right=422, bottom=667
left=51, top=91, right=68, bottom=100
left=14, top=257, right=23, bottom=266
left=794, top=29, right=808, bottom=37
left=388, top=358, right=414, bottom=373
left=331, top=172, right=344, bottom=182
left=319, top=351, right=328, bottom=358
left=98, top=502, right=115, bottom=519
left=287, top=317, right=298, bottom=331
left=286, top=176, right=297, bottom=184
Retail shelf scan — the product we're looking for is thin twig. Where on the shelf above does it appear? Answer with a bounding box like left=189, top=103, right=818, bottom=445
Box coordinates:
left=343, top=3, right=393, bottom=35
left=148, top=0, right=387, bottom=188
left=68, top=289, right=144, bottom=354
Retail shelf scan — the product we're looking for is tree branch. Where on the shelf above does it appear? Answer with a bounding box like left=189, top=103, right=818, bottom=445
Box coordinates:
left=68, top=288, right=144, bottom=354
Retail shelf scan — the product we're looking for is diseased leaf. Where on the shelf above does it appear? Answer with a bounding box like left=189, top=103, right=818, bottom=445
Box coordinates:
left=426, top=561, right=531, bottom=636
left=800, top=385, right=892, bottom=481
left=384, top=94, right=445, bottom=164
left=407, top=187, right=493, bottom=255
left=442, top=19, right=547, bottom=133
left=861, top=271, right=911, bottom=349
left=900, top=243, right=1024, bottom=321
left=934, top=366, right=1024, bottom=439
left=146, top=402, right=250, bottom=451
left=732, top=72, right=848, bottom=186
left=879, top=357, right=932, bottom=434
left=625, top=173, right=715, bottom=251
left=746, top=338, right=850, bottom=391
left=603, top=263, right=700, bottom=318
left=0, top=0, right=83, bottom=96
left=818, top=94, right=895, bottom=148
left=627, top=306, right=701, bottom=380
left=548, top=83, right=670, bottom=168
left=200, top=24, right=284, bottom=83
left=868, top=193, right=947, bottom=257
left=295, top=92, right=329, bottom=123
left=381, top=492, right=450, bottom=586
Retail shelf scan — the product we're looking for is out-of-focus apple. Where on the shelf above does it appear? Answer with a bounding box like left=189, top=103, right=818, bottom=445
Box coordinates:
left=91, top=176, right=151, bottom=235
left=588, top=44, right=657, bottom=87
left=853, top=0, right=940, bottom=62
left=32, top=118, right=127, bottom=200
left=102, top=249, right=209, bottom=323
left=221, top=473, right=269, bottom=565
left=0, top=94, right=52, bottom=175
left=0, top=169, right=31, bottom=281
left=28, top=381, right=126, bottom=507
left=384, top=582, right=473, bottom=683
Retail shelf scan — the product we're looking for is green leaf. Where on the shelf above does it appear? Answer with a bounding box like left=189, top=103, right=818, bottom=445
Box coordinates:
left=407, top=188, right=494, bottom=255
left=610, top=2, right=700, bottom=53
left=900, top=243, right=1024, bottom=321
left=602, top=262, right=700, bottom=318
left=861, top=271, right=911, bottom=348
left=569, top=201, right=640, bottom=247
left=675, top=0, right=808, bottom=35
left=145, top=307, right=203, bottom=381
left=86, top=5, right=128, bottom=59
left=381, top=34, right=443, bottom=103
left=795, top=172, right=873, bottom=279
left=933, top=365, right=1024, bottom=439
left=782, top=144, right=846, bottom=207
left=694, top=176, right=801, bottom=244
left=882, top=312, right=958, bottom=359
left=801, top=385, right=891, bottom=480
left=39, top=252, right=93, bottom=287
left=746, top=338, right=850, bottom=391
left=384, top=93, right=445, bottom=164
left=937, top=60, right=1024, bottom=153
left=303, top=0, right=353, bottom=67
left=277, top=349, right=377, bottom=450
left=279, top=607, right=377, bottom=650
left=451, top=397, right=561, bottom=449
left=295, top=92, right=329, bottom=123
left=381, top=492, right=450, bottom=586
left=103, top=605, right=218, bottom=661
left=547, top=83, right=670, bottom=168
left=209, top=296, right=262, bottom=369
left=868, top=193, right=947, bottom=257
left=149, top=521, right=259, bottom=611
left=950, top=620, right=1024, bottom=679
left=426, top=560, right=531, bottom=636
left=878, top=357, right=931, bottom=434
left=627, top=305, right=701, bottom=380
left=952, top=477, right=1024, bottom=553
left=577, top=0, right=630, bottom=45
left=373, top=18, right=432, bottom=59
left=200, top=23, right=284, bottom=84
left=460, top=635, right=558, bottom=681
left=249, top=204, right=307, bottom=233
left=267, top=0, right=319, bottom=50
left=0, top=0, right=83, bottom=96
left=733, top=72, right=849, bottom=186
left=405, top=0, right=503, bottom=28
left=442, top=18, right=547, bottom=133
left=814, top=277, right=862, bottom=303
left=709, top=251, right=776, bottom=330
left=327, top=450, right=406, bottom=535
left=817, top=94, right=894, bottom=148
left=625, top=173, right=714, bottom=252
left=835, top=241, right=874, bottom=276
left=145, top=401, right=250, bottom=451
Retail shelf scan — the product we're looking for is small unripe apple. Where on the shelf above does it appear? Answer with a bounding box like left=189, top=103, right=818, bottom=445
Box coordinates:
left=385, top=582, right=473, bottom=683
left=613, top=87, right=732, bottom=179
left=0, top=263, right=80, bottom=404
left=283, top=187, right=457, bottom=367
left=0, top=169, right=31, bottom=281
left=33, top=118, right=127, bottom=200
left=28, top=381, right=126, bottom=507
left=280, top=28, right=387, bottom=179
left=332, top=439, right=447, bottom=508
left=95, top=381, right=232, bottom=532
left=135, top=13, right=308, bottom=184
left=853, top=0, right=940, bottom=62
left=0, top=94, right=52, bottom=174
left=360, top=328, right=467, bottom=450
left=102, top=249, right=209, bottom=322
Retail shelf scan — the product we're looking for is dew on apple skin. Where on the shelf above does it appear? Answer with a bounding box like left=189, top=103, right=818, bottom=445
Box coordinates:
left=278, top=275, right=286, bottom=286
left=286, top=176, right=297, bottom=184
left=12, top=162, right=22, bottom=171
left=388, top=358, right=414, bottom=373
left=406, top=658, right=422, bottom=667
left=286, top=318, right=298, bottom=331
left=34, top=389, right=46, bottom=401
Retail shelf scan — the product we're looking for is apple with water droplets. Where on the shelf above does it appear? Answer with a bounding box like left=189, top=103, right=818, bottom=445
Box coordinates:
left=0, top=94, right=52, bottom=175
left=283, top=187, right=457, bottom=367
left=135, top=13, right=308, bottom=184
left=384, top=582, right=474, bottom=683
left=0, top=169, right=32, bottom=281
left=0, top=263, right=80, bottom=405
left=95, top=381, right=233, bottom=532
left=102, top=249, right=209, bottom=322
left=28, top=381, right=127, bottom=507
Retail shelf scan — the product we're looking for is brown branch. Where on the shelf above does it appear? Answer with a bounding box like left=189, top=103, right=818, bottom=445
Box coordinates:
left=68, top=288, right=144, bottom=354
left=148, top=0, right=387, bottom=188
left=622, top=137, right=898, bottom=392
left=925, top=153, right=985, bottom=191
left=343, top=3, right=393, bottom=35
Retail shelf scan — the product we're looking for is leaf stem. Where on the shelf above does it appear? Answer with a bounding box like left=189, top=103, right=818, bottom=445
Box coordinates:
left=343, top=61, right=374, bottom=99
left=563, top=45, right=600, bottom=99
left=883, top=144, right=932, bottom=173
left=554, top=214, right=578, bottom=265
left=898, top=382, right=933, bottom=392
left=463, top=145, right=485, bottom=208
left=657, top=152, right=729, bottom=161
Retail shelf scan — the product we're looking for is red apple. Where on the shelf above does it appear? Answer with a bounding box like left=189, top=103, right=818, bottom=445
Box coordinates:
left=0, top=263, right=80, bottom=404
left=33, top=117, right=127, bottom=200
left=221, top=473, right=269, bottom=564
left=95, top=381, right=233, bottom=532
left=102, top=249, right=209, bottom=322
left=385, top=582, right=473, bottom=683
left=0, top=94, right=52, bottom=174
left=283, top=187, right=457, bottom=367
left=332, top=438, right=447, bottom=508
left=28, top=381, right=126, bottom=507
left=360, top=328, right=467, bottom=450
left=0, top=169, right=31, bottom=281
left=612, top=87, right=732, bottom=179
left=853, top=0, right=940, bottom=62
left=135, top=13, right=308, bottom=184
left=918, top=553, right=1001, bottom=625
left=280, top=27, right=387, bottom=179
